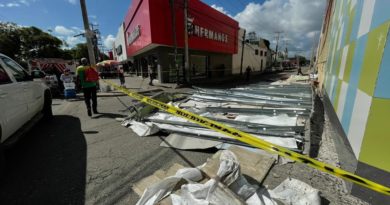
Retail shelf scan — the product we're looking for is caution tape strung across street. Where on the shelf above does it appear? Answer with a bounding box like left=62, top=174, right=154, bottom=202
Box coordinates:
left=103, top=79, right=390, bottom=196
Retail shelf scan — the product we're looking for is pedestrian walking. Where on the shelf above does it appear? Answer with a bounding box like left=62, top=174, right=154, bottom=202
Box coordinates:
left=245, top=66, right=252, bottom=82
left=76, top=58, right=99, bottom=117
left=297, top=66, right=304, bottom=75
left=148, top=63, right=154, bottom=86
left=118, top=65, right=125, bottom=87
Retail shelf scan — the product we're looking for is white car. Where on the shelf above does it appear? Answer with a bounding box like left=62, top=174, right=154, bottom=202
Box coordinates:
left=0, top=53, right=53, bottom=171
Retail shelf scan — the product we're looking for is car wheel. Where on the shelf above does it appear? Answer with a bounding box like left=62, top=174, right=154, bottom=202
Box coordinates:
left=42, top=90, right=53, bottom=120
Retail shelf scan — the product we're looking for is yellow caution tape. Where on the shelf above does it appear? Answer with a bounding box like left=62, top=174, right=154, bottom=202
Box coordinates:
left=103, top=79, right=390, bottom=196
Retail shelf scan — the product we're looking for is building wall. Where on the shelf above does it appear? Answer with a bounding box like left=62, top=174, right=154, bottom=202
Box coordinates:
left=113, top=23, right=128, bottom=62
left=132, top=46, right=232, bottom=83
left=149, top=0, right=239, bottom=54
left=318, top=0, right=390, bottom=197
left=123, top=0, right=153, bottom=57
left=124, top=0, right=239, bottom=57
left=232, top=29, right=268, bottom=74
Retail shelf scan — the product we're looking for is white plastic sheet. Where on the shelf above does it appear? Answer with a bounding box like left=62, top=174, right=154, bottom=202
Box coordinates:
left=129, top=121, right=160, bottom=137
left=170, top=151, right=258, bottom=205
left=136, top=168, right=203, bottom=205
left=269, top=178, right=321, bottom=205
left=136, top=151, right=321, bottom=205
left=175, top=168, right=203, bottom=182
left=136, top=177, right=186, bottom=205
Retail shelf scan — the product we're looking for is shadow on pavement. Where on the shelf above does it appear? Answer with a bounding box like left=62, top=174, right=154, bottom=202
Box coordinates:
left=82, top=131, right=99, bottom=134
left=0, top=115, right=87, bottom=205
left=91, top=112, right=128, bottom=119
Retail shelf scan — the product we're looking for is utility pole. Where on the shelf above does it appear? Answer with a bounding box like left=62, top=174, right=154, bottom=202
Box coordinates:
left=170, top=0, right=179, bottom=84
left=240, top=29, right=246, bottom=75
left=274, top=31, right=283, bottom=63
left=80, top=0, right=96, bottom=65
left=284, top=39, right=289, bottom=60
left=309, top=33, right=317, bottom=73
left=183, top=0, right=189, bottom=83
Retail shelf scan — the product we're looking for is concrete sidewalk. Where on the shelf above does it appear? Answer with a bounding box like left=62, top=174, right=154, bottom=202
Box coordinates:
left=105, top=76, right=177, bottom=91
left=101, top=69, right=297, bottom=93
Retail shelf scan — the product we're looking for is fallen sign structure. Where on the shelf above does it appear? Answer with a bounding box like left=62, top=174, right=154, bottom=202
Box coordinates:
left=123, top=83, right=311, bottom=152
left=103, top=79, right=390, bottom=196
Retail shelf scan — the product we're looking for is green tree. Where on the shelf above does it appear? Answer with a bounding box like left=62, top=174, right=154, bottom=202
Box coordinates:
left=70, top=43, right=109, bottom=62
left=71, top=43, right=89, bottom=60
left=0, top=22, right=109, bottom=65
left=19, top=26, right=64, bottom=59
left=0, top=22, right=67, bottom=64
left=61, top=49, right=74, bottom=60
left=0, top=22, right=22, bottom=60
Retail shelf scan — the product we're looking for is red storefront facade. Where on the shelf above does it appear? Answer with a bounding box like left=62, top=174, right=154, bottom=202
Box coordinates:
left=124, top=0, right=239, bottom=83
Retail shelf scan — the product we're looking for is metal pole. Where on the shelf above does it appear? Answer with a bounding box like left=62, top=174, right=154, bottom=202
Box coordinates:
left=79, top=0, right=96, bottom=65
left=170, top=0, right=179, bottom=84
left=240, top=29, right=246, bottom=75
left=309, top=34, right=316, bottom=73
left=183, top=0, right=189, bottom=83
left=274, top=31, right=282, bottom=63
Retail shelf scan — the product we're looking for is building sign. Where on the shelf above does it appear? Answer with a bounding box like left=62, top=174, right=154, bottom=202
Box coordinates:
left=188, top=17, right=228, bottom=43
left=127, top=25, right=141, bottom=45
left=116, top=45, right=123, bottom=55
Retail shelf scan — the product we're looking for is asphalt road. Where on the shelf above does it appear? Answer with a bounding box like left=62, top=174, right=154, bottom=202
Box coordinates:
left=0, top=94, right=212, bottom=205
left=0, top=69, right=306, bottom=205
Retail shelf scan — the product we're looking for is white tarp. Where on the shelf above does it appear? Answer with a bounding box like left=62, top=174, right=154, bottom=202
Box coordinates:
left=128, top=121, right=160, bottom=137
left=136, top=168, right=204, bottom=205
left=136, top=151, right=321, bottom=205
left=269, top=178, right=321, bottom=205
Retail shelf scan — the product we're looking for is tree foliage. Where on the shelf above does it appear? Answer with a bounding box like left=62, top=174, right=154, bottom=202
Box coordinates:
left=0, top=22, right=22, bottom=60
left=69, top=43, right=110, bottom=63
left=0, top=22, right=111, bottom=65
left=0, top=22, right=67, bottom=63
left=71, top=43, right=89, bottom=60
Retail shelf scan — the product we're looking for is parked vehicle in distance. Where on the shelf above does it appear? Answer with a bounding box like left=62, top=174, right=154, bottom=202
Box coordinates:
left=31, top=68, right=63, bottom=96
left=0, top=53, right=53, bottom=173
left=96, top=60, right=119, bottom=79
left=31, top=68, right=57, bottom=86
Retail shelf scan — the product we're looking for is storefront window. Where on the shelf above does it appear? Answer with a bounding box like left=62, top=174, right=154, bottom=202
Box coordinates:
left=190, top=55, right=207, bottom=78
left=168, top=54, right=183, bottom=83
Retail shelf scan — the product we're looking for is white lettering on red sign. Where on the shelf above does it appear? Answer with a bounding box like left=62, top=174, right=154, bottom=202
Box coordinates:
left=127, top=25, right=141, bottom=46
left=192, top=25, right=228, bottom=43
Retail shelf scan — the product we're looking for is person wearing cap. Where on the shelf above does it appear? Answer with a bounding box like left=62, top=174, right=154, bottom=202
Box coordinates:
left=77, top=58, right=98, bottom=117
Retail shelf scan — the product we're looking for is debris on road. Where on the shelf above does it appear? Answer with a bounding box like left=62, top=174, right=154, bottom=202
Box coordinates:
left=133, top=146, right=321, bottom=205
left=121, top=83, right=313, bottom=152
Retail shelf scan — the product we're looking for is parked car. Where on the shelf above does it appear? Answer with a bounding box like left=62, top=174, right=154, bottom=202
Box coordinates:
left=31, top=68, right=60, bottom=95
left=0, top=53, right=53, bottom=173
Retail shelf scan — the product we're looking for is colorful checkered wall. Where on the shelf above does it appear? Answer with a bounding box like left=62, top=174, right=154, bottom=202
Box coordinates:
left=323, top=0, right=390, bottom=172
